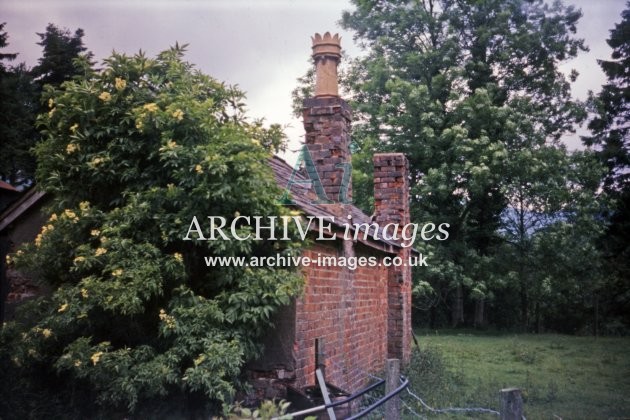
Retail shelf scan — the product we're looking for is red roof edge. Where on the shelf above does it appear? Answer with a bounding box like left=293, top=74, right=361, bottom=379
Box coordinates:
left=0, top=180, right=18, bottom=192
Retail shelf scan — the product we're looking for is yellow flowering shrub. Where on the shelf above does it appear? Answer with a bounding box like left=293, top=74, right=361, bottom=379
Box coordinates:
left=9, top=45, right=301, bottom=418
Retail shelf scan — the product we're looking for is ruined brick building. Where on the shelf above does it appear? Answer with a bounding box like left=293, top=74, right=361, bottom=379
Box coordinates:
left=0, top=31, right=414, bottom=403
left=248, top=32, right=413, bottom=398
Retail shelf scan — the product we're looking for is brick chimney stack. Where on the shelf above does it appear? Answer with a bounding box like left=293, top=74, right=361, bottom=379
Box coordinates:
left=302, top=32, right=352, bottom=203
left=373, top=153, right=410, bottom=228
left=373, top=153, right=412, bottom=363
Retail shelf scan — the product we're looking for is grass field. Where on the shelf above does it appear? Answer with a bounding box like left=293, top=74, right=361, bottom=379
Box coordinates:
left=401, top=331, right=630, bottom=419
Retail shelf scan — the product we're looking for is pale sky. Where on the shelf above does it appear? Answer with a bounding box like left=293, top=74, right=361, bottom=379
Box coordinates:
left=1, top=0, right=627, bottom=160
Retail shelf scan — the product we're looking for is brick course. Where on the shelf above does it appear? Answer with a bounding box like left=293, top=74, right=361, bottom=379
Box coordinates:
left=246, top=33, right=412, bottom=402
left=374, top=153, right=412, bottom=362
left=293, top=241, right=388, bottom=392
left=302, top=97, right=353, bottom=203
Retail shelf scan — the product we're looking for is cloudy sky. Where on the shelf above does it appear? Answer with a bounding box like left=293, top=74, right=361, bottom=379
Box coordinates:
left=1, top=0, right=626, bottom=161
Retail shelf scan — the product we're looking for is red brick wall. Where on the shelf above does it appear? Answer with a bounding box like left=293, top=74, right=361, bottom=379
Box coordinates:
left=294, top=240, right=389, bottom=393
left=373, top=153, right=412, bottom=363
left=302, top=97, right=353, bottom=203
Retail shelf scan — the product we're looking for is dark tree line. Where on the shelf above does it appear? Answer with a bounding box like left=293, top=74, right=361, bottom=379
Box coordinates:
left=318, top=0, right=630, bottom=334
left=583, top=3, right=630, bottom=333
left=0, top=23, right=92, bottom=188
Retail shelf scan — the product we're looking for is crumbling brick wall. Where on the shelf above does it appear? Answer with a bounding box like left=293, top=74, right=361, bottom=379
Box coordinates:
left=293, top=241, right=389, bottom=392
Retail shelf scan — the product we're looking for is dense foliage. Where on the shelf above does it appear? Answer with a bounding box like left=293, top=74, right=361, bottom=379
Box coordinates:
left=1, top=46, right=303, bottom=418
left=31, top=23, right=94, bottom=90
left=0, top=22, right=37, bottom=186
left=322, top=0, right=611, bottom=332
left=583, top=3, right=630, bottom=332
left=0, top=23, right=91, bottom=187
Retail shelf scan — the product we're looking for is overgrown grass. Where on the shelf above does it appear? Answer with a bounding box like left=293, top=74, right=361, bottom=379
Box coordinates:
left=402, top=330, right=630, bottom=419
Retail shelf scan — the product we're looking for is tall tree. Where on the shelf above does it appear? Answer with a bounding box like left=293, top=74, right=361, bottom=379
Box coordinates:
left=0, top=23, right=38, bottom=186
left=0, top=63, right=38, bottom=186
left=583, top=3, right=630, bottom=331
left=0, top=22, right=17, bottom=67
left=340, top=0, right=588, bottom=326
left=499, top=148, right=606, bottom=332
left=31, top=23, right=93, bottom=89
left=0, top=23, right=93, bottom=186
left=585, top=3, right=630, bottom=192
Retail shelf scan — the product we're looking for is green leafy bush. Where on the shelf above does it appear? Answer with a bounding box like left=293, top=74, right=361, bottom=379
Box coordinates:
left=1, top=45, right=303, bottom=418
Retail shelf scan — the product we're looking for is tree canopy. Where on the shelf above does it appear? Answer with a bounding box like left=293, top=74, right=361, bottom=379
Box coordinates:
left=0, top=22, right=17, bottom=68
left=0, top=23, right=92, bottom=187
left=0, top=23, right=37, bottom=186
left=31, top=23, right=93, bottom=88
left=331, top=0, right=607, bottom=331
left=584, top=4, right=630, bottom=192
left=583, top=3, right=630, bottom=331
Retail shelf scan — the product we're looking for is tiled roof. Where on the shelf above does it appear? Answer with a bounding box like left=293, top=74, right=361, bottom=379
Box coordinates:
left=270, top=155, right=403, bottom=253
left=0, top=157, right=409, bottom=253
left=0, top=188, right=47, bottom=232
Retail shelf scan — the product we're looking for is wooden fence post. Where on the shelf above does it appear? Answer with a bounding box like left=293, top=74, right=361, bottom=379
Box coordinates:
left=500, top=388, right=523, bottom=420
left=385, top=358, right=401, bottom=420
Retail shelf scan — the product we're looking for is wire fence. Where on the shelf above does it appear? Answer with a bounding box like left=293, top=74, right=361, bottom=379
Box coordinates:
left=326, top=356, right=505, bottom=420
left=329, top=357, right=386, bottom=418
left=405, top=387, right=500, bottom=417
